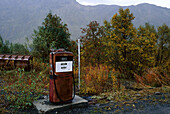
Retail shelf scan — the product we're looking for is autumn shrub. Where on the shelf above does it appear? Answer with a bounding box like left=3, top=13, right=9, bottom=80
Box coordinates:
left=80, top=65, right=112, bottom=95
left=135, top=74, right=146, bottom=86
left=135, top=68, right=170, bottom=87
left=32, top=58, right=48, bottom=72
left=145, top=68, right=170, bottom=87
left=157, top=61, right=170, bottom=78
left=111, top=69, right=120, bottom=91
left=73, top=67, right=79, bottom=86
left=3, top=67, right=49, bottom=110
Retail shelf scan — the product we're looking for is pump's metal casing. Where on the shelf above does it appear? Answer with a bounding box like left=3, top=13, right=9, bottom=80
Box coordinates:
left=49, top=49, right=74, bottom=103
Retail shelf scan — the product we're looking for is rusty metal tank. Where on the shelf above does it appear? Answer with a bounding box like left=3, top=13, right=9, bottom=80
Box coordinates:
left=15, top=55, right=33, bottom=70
left=0, top=55, right=6, bottom=67
left=0, top=54, right=33, bottom=71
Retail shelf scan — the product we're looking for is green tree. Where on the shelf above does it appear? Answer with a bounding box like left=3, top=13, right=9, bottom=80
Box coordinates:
left=138, top=23, right=157, bottom=37
left=10, top=43, right=29, bottom=55
left=104, top=8, right=137, bottom=77
left=103, top=8, right=159, bottom=78
left=0, top=35, right=11, bottom=54
left=68, top=40, right=78, bottom=66
left=30, top=12, right=71, bottom=62
left=0, top=35, right=29, bottom=55
left=137, top=23, right=157, bottom=67
left=0, top=35, right=3, bottom=48
left=81, top=21, right=105, bottom=66
left=156, top=24, right=170, bottom=68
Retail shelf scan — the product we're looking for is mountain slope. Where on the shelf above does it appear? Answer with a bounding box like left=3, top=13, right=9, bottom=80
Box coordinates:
left=0, top=0, right=169, bottom=43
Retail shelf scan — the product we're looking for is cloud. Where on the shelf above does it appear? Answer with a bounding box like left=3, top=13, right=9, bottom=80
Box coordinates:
left=76, top=0, right=170, bottom=8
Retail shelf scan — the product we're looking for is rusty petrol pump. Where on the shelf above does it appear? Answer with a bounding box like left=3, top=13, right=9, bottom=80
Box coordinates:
left=49, top=49, right=75, bottom=104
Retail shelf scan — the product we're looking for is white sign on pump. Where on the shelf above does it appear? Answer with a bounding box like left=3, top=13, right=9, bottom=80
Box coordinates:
left=55, top=61, right=73, bottom=72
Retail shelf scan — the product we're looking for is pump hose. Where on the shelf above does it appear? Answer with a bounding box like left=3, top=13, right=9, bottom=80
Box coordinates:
left=52, top=53, right=76, bottom=103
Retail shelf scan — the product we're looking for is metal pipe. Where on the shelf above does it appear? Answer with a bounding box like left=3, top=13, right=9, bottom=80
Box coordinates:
left=78, top=39, right=81, bottom=90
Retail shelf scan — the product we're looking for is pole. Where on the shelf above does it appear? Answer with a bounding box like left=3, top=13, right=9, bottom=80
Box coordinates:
left=78, top=39, right=80, bottom=90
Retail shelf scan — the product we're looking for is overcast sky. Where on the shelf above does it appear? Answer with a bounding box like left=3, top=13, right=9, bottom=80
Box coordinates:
left=76, top=0, right=170, bottom=8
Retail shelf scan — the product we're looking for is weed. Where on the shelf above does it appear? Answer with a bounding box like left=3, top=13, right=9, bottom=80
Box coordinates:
left=1, top=65, right=49, bottom=110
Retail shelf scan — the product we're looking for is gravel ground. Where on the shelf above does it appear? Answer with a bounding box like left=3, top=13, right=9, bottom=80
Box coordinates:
left=1, top=92, right=170, bottom=114
left=61, top=103, right=170, bottom=114
left=60, top=93, right=170, bottom=114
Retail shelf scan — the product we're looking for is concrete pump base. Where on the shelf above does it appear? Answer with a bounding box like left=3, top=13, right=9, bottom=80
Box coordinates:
left=33, top=95, right=88, bottom=114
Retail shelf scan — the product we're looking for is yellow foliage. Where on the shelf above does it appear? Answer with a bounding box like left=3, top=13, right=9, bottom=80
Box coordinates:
left=80, top=65, right=111, bottom=95
left=111, top=69, right=120, bottom=91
